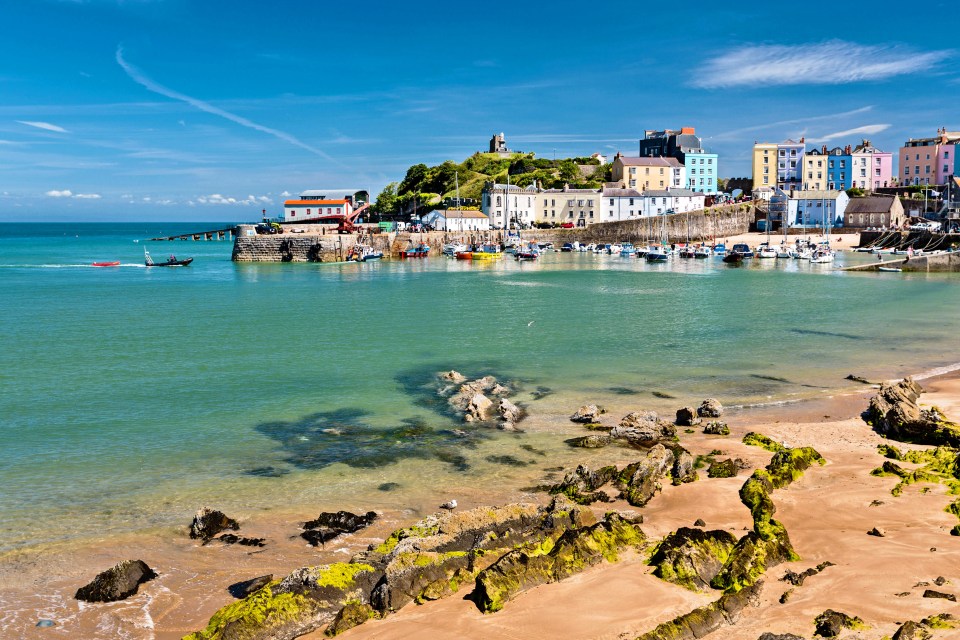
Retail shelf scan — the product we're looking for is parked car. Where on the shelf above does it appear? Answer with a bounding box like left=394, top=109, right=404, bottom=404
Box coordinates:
left=560, top=222, right=575, bottom=229
left=909, top=221, right=941, bottom=232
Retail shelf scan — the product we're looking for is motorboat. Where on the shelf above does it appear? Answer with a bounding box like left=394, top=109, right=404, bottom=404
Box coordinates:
left=400, top=243, right=430, bottom=258
left=693, top=246, right=711, bottom=258
left=620, top=243, right=637, bottom=257
left=145, top=251, right=192, bottom=267
left=645, top=245, right=669, bottom=262
left=731, top=243, right=754, bottom=258
left=722, top=251, right=744, bottom=264
left=347, top=244, right=383, bottom=262
left=774, top=245, right=792, bottom=259
left=92, top=261, right=121, bottom=267
left=442, top=242, right=468, bottom=256
left=809, top=248, right=835, bottom=264
left=757, top=245, right=778, bottom=259
left=457, top=243, right=502, bottom=260
left=677, top=245, right=696, bottom=258
left=712, top=243, right=727, bottom=256
left=560, top=242, right=577, bottom=252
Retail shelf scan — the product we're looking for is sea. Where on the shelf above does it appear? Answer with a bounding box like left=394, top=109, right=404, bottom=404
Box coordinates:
left=2, top=222, right=959, bottom=553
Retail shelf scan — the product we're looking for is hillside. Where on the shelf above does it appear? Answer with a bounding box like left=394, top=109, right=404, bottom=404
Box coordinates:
left=374, top=152, right=613, bottom=215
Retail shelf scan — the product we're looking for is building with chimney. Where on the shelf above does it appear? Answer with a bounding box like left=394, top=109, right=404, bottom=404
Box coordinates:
left=899, top=128, right=959, bottom=186
left=638, top=127, right=717, bottom=194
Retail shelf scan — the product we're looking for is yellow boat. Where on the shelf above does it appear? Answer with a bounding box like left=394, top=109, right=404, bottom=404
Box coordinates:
left=468, top=244, right=502, bottom=260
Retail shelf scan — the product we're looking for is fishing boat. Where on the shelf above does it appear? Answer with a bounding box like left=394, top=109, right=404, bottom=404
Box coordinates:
left=620, top=243, right=637, bottom=257
left=92, top=261, right=120, bottom=267
left=145, top=251, right=192, bottom=267
left=456, top=243, right=502, bottom=260
left=346, top=244, right=383, bottom=262
left=399, top=243, right=430, bottom=258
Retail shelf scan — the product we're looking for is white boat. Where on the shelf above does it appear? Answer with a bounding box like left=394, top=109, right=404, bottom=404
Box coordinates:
left=809, top=248, right=834, bottom=263
left=442, top=242, right=468, bottom=256
left=878, top=266, right=902, bottom=272
left=694, top=246, right=711, bottom=258
left=645, top=245, right=669, bottom=262
left=775, top=245, right=792, bottom=259
left=609, top=243, right=622, bottom=254
left=757, top=246, right=778, bottom=259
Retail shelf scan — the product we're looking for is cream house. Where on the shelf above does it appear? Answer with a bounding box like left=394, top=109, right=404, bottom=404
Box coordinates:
left=611, top=154, right=685, bottom=191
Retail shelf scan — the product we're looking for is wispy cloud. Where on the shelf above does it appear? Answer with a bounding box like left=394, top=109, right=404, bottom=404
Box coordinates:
left=18, top=120, right=68, bottom=133
left=709, top=106, right=875, bottom=141
left=115, top=46, right=334, bottom=161
left=695, top=41, right=952, bottom=88
left=74, top=193, right=102, bottom=199
left=191, top=193, right=273, bottom=206
left=807, top=124, right=891, bottom=144
left=45, top=189, right=102, bottom=199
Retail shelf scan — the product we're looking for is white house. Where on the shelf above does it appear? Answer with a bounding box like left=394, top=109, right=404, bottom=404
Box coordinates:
left=639, top=189, right=705, bottom=216
left=601, top=187, right=645, bottom=222
left=481, top=182, right=538, bottom=229
left=420, top=209, right=490, bottom=231
left=282, top=190, right=353, bottom=222
left=783, top=189, right=850, bottom=228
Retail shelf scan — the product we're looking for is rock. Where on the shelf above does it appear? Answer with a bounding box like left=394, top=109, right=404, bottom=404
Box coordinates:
left=439, top=500, right=457, bottom=510
left=698, top=398, right=724, bottom=418
left=892, top=621, right=931, bottom=640
left=325, top=601, right=376, bottom=637
left=549, top=464, right=617, bottom=505
left=610, top=411, right=676, bottom=447
left=473, top=513, right=646, bottom=612
left=758, top=634, right=806, bottom=640
left=565, top=434, right=611, bottom=449
left=490, top=384, right=511, bottom=396
left=670, top=446, right=698, bottom=485
left=707, top=459, right=739, bottom=479
left=464, top=393, right=493, bottom=422
left=780, top=561, right=834, bottom=587
left=440, top=370, right=466, bottom=383
left=570, top=404, right=604, bottom=423
left=301, top=529, right=341, bottom=547
left=675, top=407, right=701, bottom=426
left=813, top=609, right=865, bottom=637
left=845, top=374, right=873, bottom=385
left=218, top=534, right=266, bottom=547
left=920, top=613, right=957, bottom=628
left=190, top=507, right=239, bottom=541
left=228, top=575, right=274, bottom=599
left=615, top=444, right=675, bottom=507
left=648, top=527, right=739, bottom=591
left=864, top=377, right=960, bottom=447
left=867, top=527, right=885, bottom=537
left=497, top=398, right=523, bottom=423
left=922, top=589, right=956, bottom=601
left=778, top=589, right=793, bottom=603
left=75, top=560, right=158, bottom=603
left=694, top=518, right=706, bottom=527
left=636, top=582, right=761, bottom=639
left=304, top=511, right=378, bottom=534
left=934, top=576, right=948, bottom=585
left=703, top=421, right=730, bottom=435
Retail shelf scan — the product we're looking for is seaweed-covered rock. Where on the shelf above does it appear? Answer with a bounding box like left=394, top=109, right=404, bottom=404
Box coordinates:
left=615, top=444, right=675, bottom=507
left=780, top=561, right=834, bottom=587
left=549, top=464, right=617, bottom=505
left=325, top=602, right=376, bottom=637
left=670, top=446, right=698, bottom=485
left=711, top=532, right=796, bottom=593
left=676, top=407, right=701, bottom=426
left=649, top=527, right=738, bottom=591
left=742, top=432, right=785, bottom=452
left=565, top=434, right=611, bottom=449
left=703, top=421, right=730, bottom=436
left=707, top=459, right=739, bottom=479
left=758, top=634, right=806, bottom=640
left=218, top=534, right=266, bottom=547
left=190, top=507, right=239, bottom=541
left=636, top=582, right=761, bottom=640
left=698, top=398, right=724, bottom=418
left=892, top=621, right=931, bottom=640
left=570, top=404, right=604, bottom=423
left=610, top=411, right=676, bottom=446
left=813, top=609, right=865, bottom=637
left=370, top=550, right=473, bottom=611
left=75, top=560, right=157, bottom=603
left=185, top=563, right=380, bottom=640
left=473, top=512, right=646, bottom=612
left=864, top=377, right=960, bottom=447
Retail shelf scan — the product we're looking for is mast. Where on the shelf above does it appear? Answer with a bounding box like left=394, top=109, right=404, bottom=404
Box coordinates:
left=455, top=171, right=462, bottom=233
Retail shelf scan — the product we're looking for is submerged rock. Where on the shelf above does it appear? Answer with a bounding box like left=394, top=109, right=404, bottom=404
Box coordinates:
left=565, top=434, right=611, bottom=448
left=440, top=370, right=466, bottom=383
left=649, top=527, right=739, bottom=591
left=698, top=398, right=724, bottom=418
left=75, top=560, right=157, bottom=603
left=304, top=511, right=377, bottom=533
left=218, top=534, right=266, bottom=547
left=497, top=398, right=523, bottom=423
left=190, top=507, right=239, bottom=541
left=570, top=404, right=604, bottom=423
left=464, top=393, right=493, bottom=422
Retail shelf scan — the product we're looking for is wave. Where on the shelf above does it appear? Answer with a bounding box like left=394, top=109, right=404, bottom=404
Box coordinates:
left=913, top=361, right=960, bottom=381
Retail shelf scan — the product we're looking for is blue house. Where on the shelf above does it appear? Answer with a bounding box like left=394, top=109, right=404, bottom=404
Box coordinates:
left=825, top=145, right=852, bottom=191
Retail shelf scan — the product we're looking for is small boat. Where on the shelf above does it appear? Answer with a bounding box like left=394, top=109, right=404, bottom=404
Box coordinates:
left=470, top=244, right=503, bottom=260
left=809, top=248, right=834, bottom=264
left=677, top=245, right=696, bottom=258
left=347, top=245, right=383, bottom=262
left=757, top=245, right=778, bottom=259
left=620, top=243, right=637, bottom=257
left=694, top=246, right=711, bottom=258
left=731, top=243, right=754, bottom=258
left=442, top=242, right=468, bottom=256
left=515, top=250, right=539, bottom=261
left=145, top=251, right=192, bottom=267
left=774, top=245, right=792, bottom=259
left=878, top=266, right=903, bottom=272
left=645, top=245, right=669, bottom=262
left=560, top=242, right=577, bottom=252
left=92, top=261, right=121, bottom=267
left=400, top=243, right=430, bottom=258
left=712, top=243, right=727, bottom=256
left=722, top=251, right=744, bottom=264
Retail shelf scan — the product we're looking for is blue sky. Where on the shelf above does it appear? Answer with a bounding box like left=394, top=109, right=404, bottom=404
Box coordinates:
left=1, top=0, right=957, bottom=221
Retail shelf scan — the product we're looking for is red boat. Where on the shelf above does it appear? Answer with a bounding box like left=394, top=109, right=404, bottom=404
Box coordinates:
left=92, top=261, right=121, bottom=267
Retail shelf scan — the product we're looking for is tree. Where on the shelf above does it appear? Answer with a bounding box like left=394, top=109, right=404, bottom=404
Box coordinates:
left=846, top=187, right=865, bottom=198
left=398, top=164, right=429, bottom=195
left=373, top=182, right=399, bottom=215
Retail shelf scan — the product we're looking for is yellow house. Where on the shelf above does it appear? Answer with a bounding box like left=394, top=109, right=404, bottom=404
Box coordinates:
left=801, top=148, right=828, bottom=191
left=611, top=154, right=685, bottom=191
left=752, top=143, right=777, bottom=190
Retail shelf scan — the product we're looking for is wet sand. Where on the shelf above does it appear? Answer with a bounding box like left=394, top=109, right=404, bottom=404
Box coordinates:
left=4, top=371, right=959, bottom=639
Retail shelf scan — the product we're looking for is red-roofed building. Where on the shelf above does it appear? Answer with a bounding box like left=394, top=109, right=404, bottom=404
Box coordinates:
left=282, top=190, right=354, bottom=222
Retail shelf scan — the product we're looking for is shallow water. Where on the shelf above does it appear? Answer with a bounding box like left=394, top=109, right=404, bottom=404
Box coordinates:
left=2, top=223, right=959, bottom=551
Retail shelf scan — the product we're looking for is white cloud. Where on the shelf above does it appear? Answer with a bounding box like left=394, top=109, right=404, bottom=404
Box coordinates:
left=18, top=120, right=68, bottom=133
left=74, top=193, right=102, bottom=199
left=695, top=41, right=952, bottom=88
left=45, top=189, right=103, bottom=199
left=45, top=189, right=73, bottom=197
left=193, top=193, right=273, bottom=206
left=280, top=190, right=292, bottom=197
left=115, top=46, right=334, bottom=162
left=807, top=124, right=892, bottom=144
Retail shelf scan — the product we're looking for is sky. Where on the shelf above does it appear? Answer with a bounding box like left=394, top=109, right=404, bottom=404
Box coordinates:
left=1, top=0, right=958, bottom=222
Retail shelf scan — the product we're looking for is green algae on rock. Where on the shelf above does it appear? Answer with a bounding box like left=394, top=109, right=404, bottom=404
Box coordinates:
left=742, top=432, right=786, bottom=452
left=634, top=582, right=761, bottom=640
left=648, top=527, right=738, bottom=592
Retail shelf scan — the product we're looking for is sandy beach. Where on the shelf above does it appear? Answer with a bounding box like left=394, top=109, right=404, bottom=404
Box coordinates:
left=4, top=364, right=958, bottom=639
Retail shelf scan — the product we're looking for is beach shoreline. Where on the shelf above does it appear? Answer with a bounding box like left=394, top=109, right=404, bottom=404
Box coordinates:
left=3, top=362, right=959, bottom=639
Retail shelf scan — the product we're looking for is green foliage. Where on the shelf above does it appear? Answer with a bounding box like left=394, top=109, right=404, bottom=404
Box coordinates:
left=742, top=432, right=785, bottom=452
left=374, top=182, right=399, bottom=215
left=846, top=187, right=866, bottom=198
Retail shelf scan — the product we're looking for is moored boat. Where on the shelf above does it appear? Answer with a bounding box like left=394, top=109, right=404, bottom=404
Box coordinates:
left=347, top=244, right=383, bottom=262
left=722, top=251, right=744, bottom=264
left=645, top=245, right=669, bottom=262
left=400, top=243, right=430, bottom=258
left=731, top=243, right=754, bottom=258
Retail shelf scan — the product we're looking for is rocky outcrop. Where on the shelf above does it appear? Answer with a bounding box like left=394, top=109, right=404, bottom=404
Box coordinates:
left=698, top=398, right=724, bottom=418
left=813, top=609, right=865, bottom=637
left=864, top=377, right=960, bottom=447
left=549, top=464, right=617, bottom=505
left=440, top=374, right=513, bottom=423
left=473, top=512, right=646, bottom=612
left=892, top=621, right=931, bottom=640
left=570, top=404, right=605, bottom=423
left=635, top=582, right=761, bottom=640
left=616, top=444, right=676, bottom=507
left=440, top=370, right=466, bottom=383
left=190, top=507, right=239, bottom=541
left=301, top=511, right=378, bottom=547
left=703, top=421, right=730, bottom=436
left=610, top=411, right=677, bottom=447
left=565, top=434, right=612, bottom=448
left=670, top=446, right=698, bottom=485
left=325, top=602, right=376, bottom=637
left=465, top=393, right=493, bottom=422
left=707, top=459, right=739, bottom=479
left=75, top=560, right=157, bottom=603
left=675, top=407, right=701, bottom=426
left=649, top=527, right=738, bottom=591
left=497, top=398, right=523, bottom=424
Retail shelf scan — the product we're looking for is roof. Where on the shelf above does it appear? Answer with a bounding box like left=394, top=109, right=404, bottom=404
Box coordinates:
left=285, top=199, right=349, bottom=206
left=845, top=195, right=898, bottom=215
left=487, top=183, right=534, bottom=192
left=540, top=188, right=601, bottom=194
left=602, top=187, right=643, bottom=197
left=786, top=190, right=844, bottom=200
left=616, top=156, right=683, bottom=168
left=643, top=189, right=701, bottom=197
left=430, top=209, right=488, bottom=219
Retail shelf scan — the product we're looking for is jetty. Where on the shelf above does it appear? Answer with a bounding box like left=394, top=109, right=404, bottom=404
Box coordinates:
left=151, top=227, right=236, bottom=242
left=842, top=251, right=960, bottom=272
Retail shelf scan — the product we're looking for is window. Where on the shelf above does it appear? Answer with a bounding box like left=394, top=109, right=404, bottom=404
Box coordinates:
left=306, top=208, right=311, bottom=215
left=817, top=160, right=822, bottom=168
left=829, top=161, right=834, bottom=169
left=588, top=199, right=594, bottom=206
left=840, top=160, right=846, bottom=168
left=609, top=198, right=614, bottom=205
left=708, top=159, right=713, bottom=164
left=946, top=151, right=951, bottom=159
left=629, top=198, right=634, bottom=205
left=905, top=167, right=910, bottom=175
left=577, top=200, right=584, bottom=206
left=915, top=165, right=920, bottom=174
left=925, top=166, right=931, bottom=174
left=291, top=211, right=296, bottom=216
left=877, top=168, right=882, bottom=176
left=551, top=199, right=555, bottom=206
left=944, top=165, right=950, bottom=173
left=779, top=150, right=785, bottom=156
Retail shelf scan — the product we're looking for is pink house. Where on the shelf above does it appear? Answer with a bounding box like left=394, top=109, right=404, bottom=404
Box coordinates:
left=851, top=140, right=892, bottom=191
left=899, top=128, right=960, bottom=186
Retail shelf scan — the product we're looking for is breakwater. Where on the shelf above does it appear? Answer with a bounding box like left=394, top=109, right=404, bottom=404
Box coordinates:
left=231, top=206, right=754, bottom=262
left=843, top=251, right=960, bottom=272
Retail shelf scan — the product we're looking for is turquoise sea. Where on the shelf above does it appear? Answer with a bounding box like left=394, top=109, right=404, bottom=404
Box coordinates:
left=2, top=223, right=959, bottom=552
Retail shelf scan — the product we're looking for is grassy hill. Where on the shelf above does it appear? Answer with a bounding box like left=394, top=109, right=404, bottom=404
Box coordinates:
left=374, top=152, right=613, bottom=215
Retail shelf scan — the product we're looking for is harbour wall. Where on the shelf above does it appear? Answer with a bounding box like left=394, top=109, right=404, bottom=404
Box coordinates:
left=843, top=252, right=960, bottom=272
left=231, top=206, right=754, bottom=262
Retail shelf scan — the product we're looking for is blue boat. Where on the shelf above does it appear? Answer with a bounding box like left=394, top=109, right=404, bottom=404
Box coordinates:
left=712, top=243, right=727, bottom=256
left=731, top=243, right=754, bottom=258
left=620, top=242, right=637, bottom=257
left=645, top=245, right=669, bottom=262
